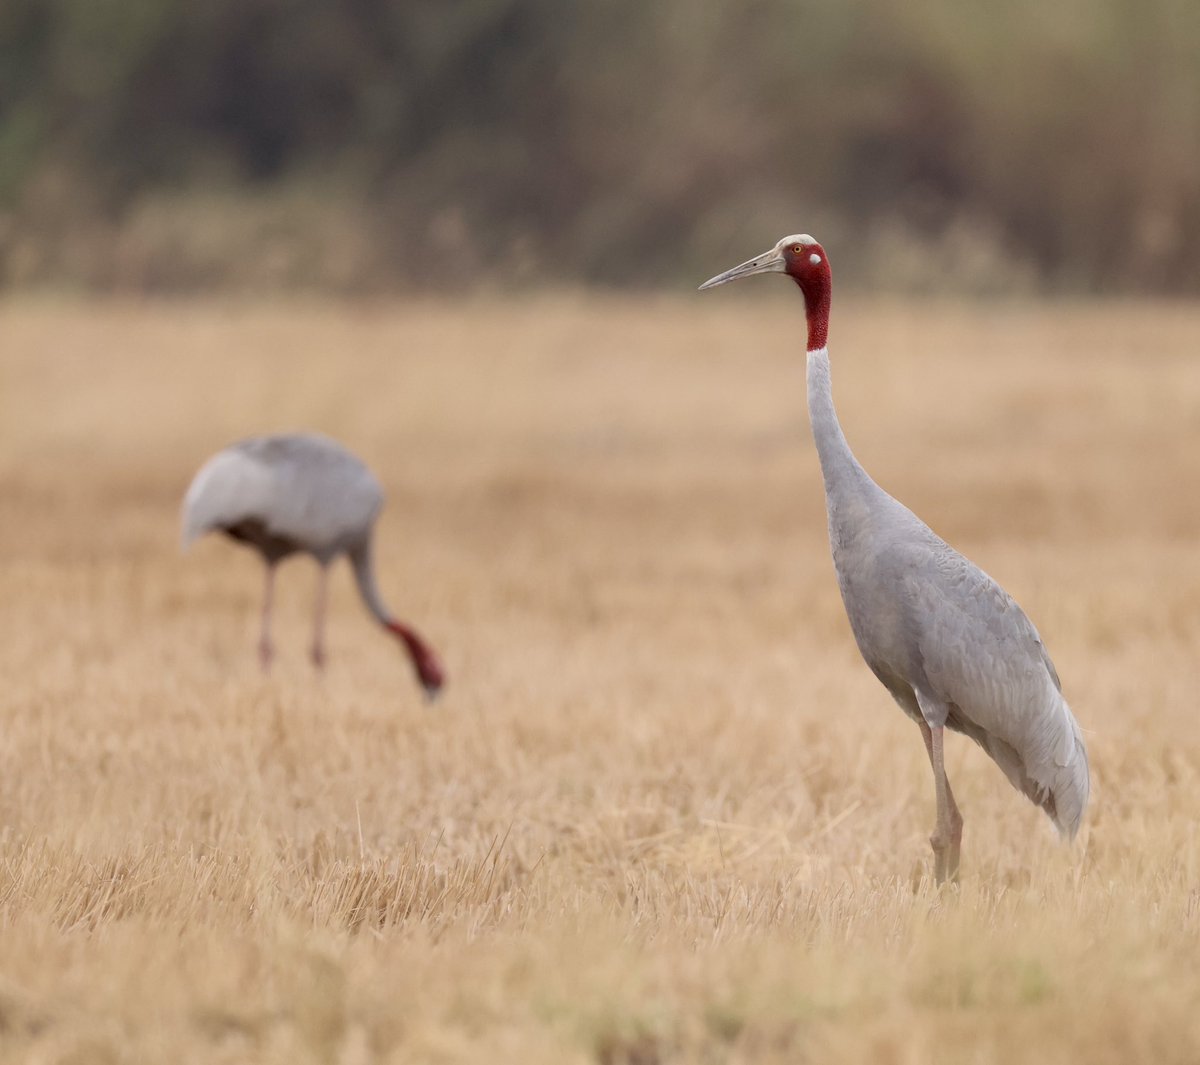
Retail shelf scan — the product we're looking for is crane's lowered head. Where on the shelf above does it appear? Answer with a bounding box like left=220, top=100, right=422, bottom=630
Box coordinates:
left=385, top=620, right=446, bottom=700
left=699, top=233, right=832, bottom=351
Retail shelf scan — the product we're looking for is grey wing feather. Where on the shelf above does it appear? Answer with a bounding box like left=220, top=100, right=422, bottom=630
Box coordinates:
left=903, top=539, right=1089, bottom=837
left=181, top=432, right=383, bottom=556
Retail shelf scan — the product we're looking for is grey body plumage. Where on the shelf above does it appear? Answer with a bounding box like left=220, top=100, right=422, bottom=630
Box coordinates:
left=809, top=351, right=1088, bottom=840
left=182, top=432, right=383, bottom=564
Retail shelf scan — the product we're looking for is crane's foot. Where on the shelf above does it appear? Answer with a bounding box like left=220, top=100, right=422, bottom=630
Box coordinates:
left=930, top=839, right=956, bottom=885
left=929, top=821, right=963, bottom=885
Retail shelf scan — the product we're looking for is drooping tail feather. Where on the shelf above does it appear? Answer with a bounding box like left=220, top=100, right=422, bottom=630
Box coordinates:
left=976, top=696, right=1089, bottom=840
left=1041, top=703, right=1089, bottom=839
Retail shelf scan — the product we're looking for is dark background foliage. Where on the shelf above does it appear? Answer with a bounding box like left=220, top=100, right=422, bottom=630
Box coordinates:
left=2, top=0, right=1197, bottom=292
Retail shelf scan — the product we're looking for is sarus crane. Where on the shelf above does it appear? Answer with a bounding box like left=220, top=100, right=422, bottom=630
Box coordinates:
left=700, top=234, right=1088, bottom=882
left=181, top=432, right=445, bottom=697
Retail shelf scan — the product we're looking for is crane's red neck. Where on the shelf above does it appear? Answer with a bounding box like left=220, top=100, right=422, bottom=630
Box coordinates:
left=385, top=619, right=446, bottom=696
left=800, top=278, right=831, bottom=353
left=780, top=241, right=832, bottom=353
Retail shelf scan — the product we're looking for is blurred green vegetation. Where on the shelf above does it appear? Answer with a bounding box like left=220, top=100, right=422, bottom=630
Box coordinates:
left=1, top=0, right=1197, bottom=293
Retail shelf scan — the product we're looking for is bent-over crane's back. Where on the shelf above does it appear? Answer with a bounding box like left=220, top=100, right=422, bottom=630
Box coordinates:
left=700, top=235, right=1088, bottom=883
left=182, top=432, right=444, bottom=696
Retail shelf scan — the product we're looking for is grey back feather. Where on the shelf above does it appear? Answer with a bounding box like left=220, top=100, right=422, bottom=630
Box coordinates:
left=181, top=432, right=384, bottom=562
left=896, top=514, right=1088, bottom=837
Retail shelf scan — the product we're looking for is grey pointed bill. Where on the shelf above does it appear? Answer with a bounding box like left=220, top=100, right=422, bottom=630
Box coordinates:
left=698, top=247, right=787, bottom=290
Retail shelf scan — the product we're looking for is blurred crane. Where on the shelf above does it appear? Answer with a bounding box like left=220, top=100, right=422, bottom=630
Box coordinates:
left=182, top=432, right=444, bottom=696
left=700, top=235, right=1088, bottom=882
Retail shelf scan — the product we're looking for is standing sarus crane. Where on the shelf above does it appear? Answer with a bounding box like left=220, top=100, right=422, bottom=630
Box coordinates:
left=181, top=432, right=445, bottom=697
left=700, top=235, right=1088, bottom=882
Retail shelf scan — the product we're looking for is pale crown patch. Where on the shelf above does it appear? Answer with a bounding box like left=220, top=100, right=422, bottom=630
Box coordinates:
left=776, top=233, right=817, bottom=252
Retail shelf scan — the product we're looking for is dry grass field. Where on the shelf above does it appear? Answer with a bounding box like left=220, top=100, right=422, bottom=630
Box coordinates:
left=1, top=292, right=1199, bottom=1063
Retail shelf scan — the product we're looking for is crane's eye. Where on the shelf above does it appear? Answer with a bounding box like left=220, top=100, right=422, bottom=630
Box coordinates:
left=791, top=245, right=803, bottom=254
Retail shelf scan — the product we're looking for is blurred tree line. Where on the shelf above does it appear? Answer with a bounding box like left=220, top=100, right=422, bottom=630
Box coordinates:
left=1, top=0, right=1197, bottom=293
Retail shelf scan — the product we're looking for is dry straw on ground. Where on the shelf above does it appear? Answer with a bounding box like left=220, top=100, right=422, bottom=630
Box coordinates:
left=1, top=294, right=1199, bottom=1062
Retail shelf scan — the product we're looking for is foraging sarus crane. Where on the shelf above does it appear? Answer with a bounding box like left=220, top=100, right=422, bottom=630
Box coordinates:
left=700, top=235, right=1088, bottom=882
left=181, top=432, right=445, bottom=696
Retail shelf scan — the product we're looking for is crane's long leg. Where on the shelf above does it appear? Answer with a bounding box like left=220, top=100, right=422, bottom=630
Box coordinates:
left=918, top=719, right=963, bottom=884
left=259, top=563, right=277, bottom=672
left=310, top=564, right=329, bottom=671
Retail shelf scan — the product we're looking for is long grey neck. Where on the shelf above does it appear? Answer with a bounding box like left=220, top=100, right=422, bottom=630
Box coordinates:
left=350, top=536, right=391, bottom=625
left=806, top=347, right=874, bottom=504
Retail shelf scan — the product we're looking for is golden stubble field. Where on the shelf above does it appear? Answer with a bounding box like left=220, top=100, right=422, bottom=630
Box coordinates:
left=1, top=292, right=1199, bottom=1063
